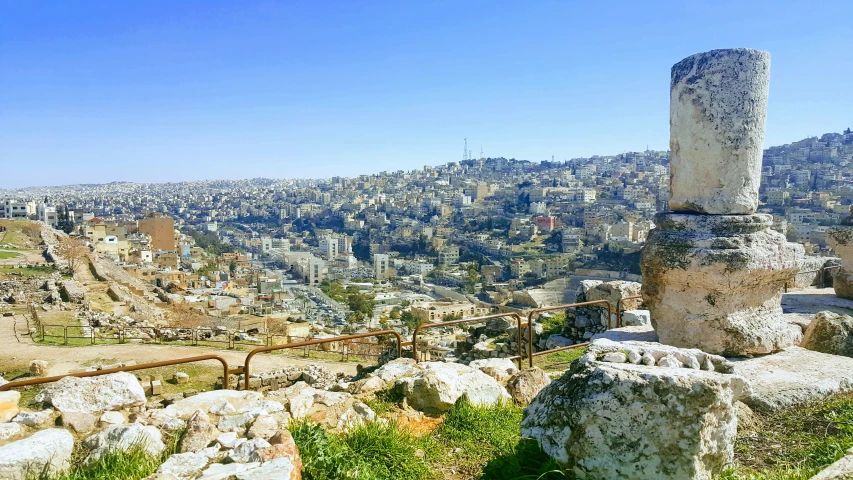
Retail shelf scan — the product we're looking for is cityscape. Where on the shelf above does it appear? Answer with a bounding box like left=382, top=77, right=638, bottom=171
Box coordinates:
left=2, top=129, right=852, bottom=334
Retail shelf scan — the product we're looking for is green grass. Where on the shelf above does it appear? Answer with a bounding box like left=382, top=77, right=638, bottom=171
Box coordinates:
left=0, top=265, right=57, bottom=277
left=538, top=313, right=565, bottom=337
left=289, top=397, right=563, bottom=480
left=0, top=251, right=21, bottom=259
left=291, top=418, right=432, bottom=480
left=30, top=429, right=183, bottom=480
left=721, top=394, right=853, bottom=480
left=533, top=346, right=587, bottom=372
left=433, top=397, right=562, bottom=479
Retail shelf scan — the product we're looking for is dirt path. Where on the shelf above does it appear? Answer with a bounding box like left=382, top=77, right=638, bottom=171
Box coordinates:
left=1, top=315, right=358, bottom=378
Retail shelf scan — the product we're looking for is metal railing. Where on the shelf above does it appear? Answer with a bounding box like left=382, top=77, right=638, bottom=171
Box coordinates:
left=120, top=326, right=161, bottom=343
left=524, top=300, right=613, bottom=368
left=784, top=265, right=840, bottom=292
left=412, top=313, right=525, bottom=368
left=616, top=295, right=644, bottom=328
left=242, top=330, right=403, bottom=390
left=0, top=354, right=236, bottom=392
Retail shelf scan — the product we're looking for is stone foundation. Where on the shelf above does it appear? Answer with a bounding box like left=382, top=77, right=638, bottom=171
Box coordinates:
left=641, top=213, right=803, bottom=356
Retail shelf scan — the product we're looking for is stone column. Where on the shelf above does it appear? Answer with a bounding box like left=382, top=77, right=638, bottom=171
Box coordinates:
left=669, top=49, right=770, bottom=215
left=641, top=48, right=804, bottom=356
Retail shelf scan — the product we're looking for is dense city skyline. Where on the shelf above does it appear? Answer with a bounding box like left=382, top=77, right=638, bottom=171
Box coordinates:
left=2, top=1, right=852, bottom=188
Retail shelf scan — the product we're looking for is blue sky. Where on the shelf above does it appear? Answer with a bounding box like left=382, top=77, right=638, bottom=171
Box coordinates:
left=1, top=0, right=851, bottom=188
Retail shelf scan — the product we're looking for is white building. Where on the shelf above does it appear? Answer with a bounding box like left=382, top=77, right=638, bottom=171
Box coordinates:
left=0, top=200, right=34, bottom=219
left=374, top=253, right=391, bottom=281
left=38, top=204, right=58, bottom=226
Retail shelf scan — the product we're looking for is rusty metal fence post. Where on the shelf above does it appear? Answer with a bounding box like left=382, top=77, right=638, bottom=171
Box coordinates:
left=616, top=295, right=644, bottom=329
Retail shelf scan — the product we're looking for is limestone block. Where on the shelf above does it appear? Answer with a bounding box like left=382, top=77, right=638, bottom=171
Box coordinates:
left=164, top=390, right=263, bottom=419
left=0, top=391, right=21, bottom=423
left=641, top=213, right=803, bottom=356
left=0, top=429, right=74, bottom=480
left=180, top=410, right=220, bottom=453
left=0, top=423, right=21, bottom=442
left=84, top=424, right=165, bottom=462
left=731, top=346, right=853, bottom=411
left=35, top=372, right=146, bottom=413
left=669, top=48, right=770, bottom=214
left=621, top=309, right=651, bottom=326
left=174, top=372, right=189, bottom=384
left=800, top=311, right=853, bottom=357
left=100, top=411, right=124, bottom=425
left=60, top=412, right=97, bottom=433
left=29, top=360, right=48, bottom=377
left=396, top=362, right=511, bottom=413
left=506, top=367, right=551, bottom=405
left=155, top=452, right=210, bottom=479
left=12, top=409, right=52, bottom=427
left=521, top=351, right=750, bottom=479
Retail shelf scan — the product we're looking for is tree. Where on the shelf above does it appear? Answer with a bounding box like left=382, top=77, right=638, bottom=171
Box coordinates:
left=229, top=260, right=237, bottom=276
left=56, top=205, right=75, bottom=234
left=400, top=310, right=424, bottom=331
left=54, top=236, right=89, bottom=274
left=845, top=127, right=852, bottom=135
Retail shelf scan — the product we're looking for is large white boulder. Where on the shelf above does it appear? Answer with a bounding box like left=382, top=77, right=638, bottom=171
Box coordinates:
left=731, top=346, right=853, bottom=411
left=800, top=310, right=853, bottom=357
left=396, top=362, right=510, bottom=413
left=85, top=424, right=166, bottom=461
left=0, top=429, right=74, bottom=480
left=35, top=372, right=146, bottom=413
left=522, top=340, right=750, bottom=479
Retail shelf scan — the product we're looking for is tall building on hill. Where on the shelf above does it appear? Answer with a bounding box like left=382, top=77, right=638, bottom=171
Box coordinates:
left=138, top=213, right=176, bottom=251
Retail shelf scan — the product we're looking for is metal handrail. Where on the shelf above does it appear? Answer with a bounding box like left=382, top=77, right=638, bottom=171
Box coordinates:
left=242, top=330, right=403, bottom=390
left=412, top=313, right=524, bottom=368
left=616, top=295, right=644, bottom=328
left=524, top=300, right=613, bottom=368
left=0, top=354, right=233, bottom=391
left=784, top=265, right=841, bottom=292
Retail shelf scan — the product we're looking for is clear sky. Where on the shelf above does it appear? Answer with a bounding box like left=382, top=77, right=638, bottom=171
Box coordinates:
left=1, top=0, right=851, bottom=188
